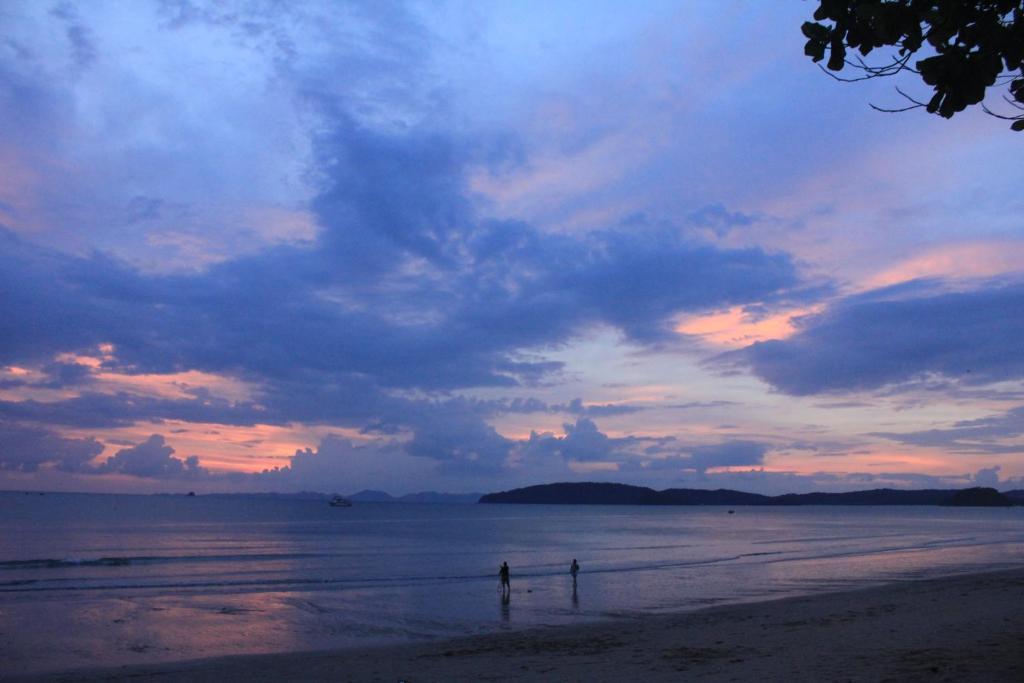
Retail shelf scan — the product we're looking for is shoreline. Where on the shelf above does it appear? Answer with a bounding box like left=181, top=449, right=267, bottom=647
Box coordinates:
left=15, top=566, right=1024, bottom=682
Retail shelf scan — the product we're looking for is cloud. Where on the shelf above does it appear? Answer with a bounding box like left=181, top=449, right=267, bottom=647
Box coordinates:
left=686, top=203, right=760, bottom=237
left=723, top=279, right=1024, bottom=395
left=525, top=417, right=618, bottom=462
left=0, top=392, right=271, bottom=429
left=0, top=422, right=103, bottom=472
left=663, top=400, right=738, bottom=410
left=475, top=396, right=644, bottom=418
left=0, top=100, right=808, bottom=435
left=614, top=439, right=771, bottom=477
left=560, top=398, right=644, bottom=417
left=872, top=405, right=1024, bottom=455
left=403, top=409, right=514, bottom=474
left=486, top=224, right=803, bottom=344
left=519, top=418, right=767, bottom=476
left=93, top=434, right=207, bottom=479
left=0, top=2, right=394, bottom=264
left=973, top=465, right=1001, bottom=487
left=313, top=122, right=475, bottom=275
left=35, top=361, right=94, bottom=388
left=50, top=3, right=98, bottom=69
left=685, top=441, right=768, bottom=473
left=256, top=435, right=437, bottom=493
left=940, top=406, right=1024, bottom=440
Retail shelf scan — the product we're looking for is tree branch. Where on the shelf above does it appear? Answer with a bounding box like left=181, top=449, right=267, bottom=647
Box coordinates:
left=869, top=85, right=929, bottom=113
left=981, top=102, right=1024, bottom=121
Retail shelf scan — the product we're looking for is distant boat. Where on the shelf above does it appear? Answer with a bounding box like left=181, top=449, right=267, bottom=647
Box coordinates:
left=329, top=495, right=353, bottom=507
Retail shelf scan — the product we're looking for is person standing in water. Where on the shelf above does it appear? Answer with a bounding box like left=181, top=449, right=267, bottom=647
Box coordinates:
left=570, top=558, right=579, bottom=587
left=499, top=561, right=510, bottom=597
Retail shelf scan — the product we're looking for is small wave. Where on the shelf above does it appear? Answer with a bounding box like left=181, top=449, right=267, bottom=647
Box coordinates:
left=0, top=570, right=502, bottom=594
left=0, top=552, right=327, bottom=570
left=0, top=557, right=132, bottom=569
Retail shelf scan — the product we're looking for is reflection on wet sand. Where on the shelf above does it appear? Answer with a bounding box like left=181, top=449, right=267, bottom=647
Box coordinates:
left=500, top=592, right=510, bottom=622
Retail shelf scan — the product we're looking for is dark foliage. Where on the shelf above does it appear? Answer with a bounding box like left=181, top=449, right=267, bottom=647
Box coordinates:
left=802, top=1, right=1024, bottom=128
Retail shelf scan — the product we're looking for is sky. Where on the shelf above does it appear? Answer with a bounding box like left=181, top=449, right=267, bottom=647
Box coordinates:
left=1, top=1, right=1022, bottom=496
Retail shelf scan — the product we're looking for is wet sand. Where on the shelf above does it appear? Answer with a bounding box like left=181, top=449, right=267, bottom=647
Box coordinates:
left=16, top=568, right=1024, bottom=682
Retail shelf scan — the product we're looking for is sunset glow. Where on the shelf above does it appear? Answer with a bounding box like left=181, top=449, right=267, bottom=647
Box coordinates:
left=675, top=305, right=820, bottom=348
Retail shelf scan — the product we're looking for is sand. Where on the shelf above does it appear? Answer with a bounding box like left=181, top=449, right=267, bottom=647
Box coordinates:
left=15, top=568, right=1024, bottom=682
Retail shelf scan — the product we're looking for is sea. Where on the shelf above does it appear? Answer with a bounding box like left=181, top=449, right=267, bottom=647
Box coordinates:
left=2, top=491, right=1023, bottom=675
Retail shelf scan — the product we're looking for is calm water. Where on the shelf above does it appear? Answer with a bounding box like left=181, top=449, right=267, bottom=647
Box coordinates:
left=2, top=492, right=1023, bottom=674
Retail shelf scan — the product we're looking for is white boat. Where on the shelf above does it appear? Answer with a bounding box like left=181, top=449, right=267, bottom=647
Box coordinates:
left=329, top=495, right=353, bottom=507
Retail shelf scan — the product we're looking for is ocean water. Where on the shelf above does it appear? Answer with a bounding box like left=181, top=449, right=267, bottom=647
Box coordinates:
left=2, top=492, right=1023, bottom=675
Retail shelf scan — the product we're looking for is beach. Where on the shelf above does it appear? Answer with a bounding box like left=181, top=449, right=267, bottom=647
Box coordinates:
left=18, top=567, right=1024, bottom=682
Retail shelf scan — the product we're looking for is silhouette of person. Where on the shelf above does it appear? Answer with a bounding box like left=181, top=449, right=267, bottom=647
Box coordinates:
left=570, top=558, right=579, bottom=587
left=499, top=561, right=510, bottom=596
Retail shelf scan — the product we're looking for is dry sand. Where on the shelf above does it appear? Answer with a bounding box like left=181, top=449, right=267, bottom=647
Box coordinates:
left=16, top=568, right=1024, bottom=682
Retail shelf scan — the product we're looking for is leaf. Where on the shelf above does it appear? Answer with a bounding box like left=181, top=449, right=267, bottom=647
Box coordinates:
left=827, top=37, right=846, bottom=71
left=1010, top=78, right=1024, bottom=103
left=801, top=21, right=825, bottom=40
left=804, top=40, right=826, bottom=62
left=917, top=56, right=944, bottom=85
left=1011, top=119, right=1024, bottom=131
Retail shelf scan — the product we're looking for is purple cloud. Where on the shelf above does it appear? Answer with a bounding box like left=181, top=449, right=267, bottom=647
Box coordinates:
left=724, top=280, right=1024, bottom=395
left=872, top=405, right=1024, bottom=455
left=93, top=434, right=207, bottom=479
left=686, top=441, right=768, bottom=473
left=0, top=422, right=103, bottom=472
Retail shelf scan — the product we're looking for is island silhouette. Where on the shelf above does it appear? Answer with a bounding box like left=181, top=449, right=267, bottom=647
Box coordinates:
left=478, top=482, right=1019, bottom=507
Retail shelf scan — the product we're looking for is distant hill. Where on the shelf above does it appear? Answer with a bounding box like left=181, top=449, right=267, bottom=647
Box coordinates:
left=770, top=489, right=954, bottom=506
left=941, top=487, right=1014, bottom=507
left=478, top=482, right=1023, bottom=506
left=398, top=491, right=482, bottom=504
left=189, top=491, right=330, bottom=500
left=479, top=482, right=665, bottom=505
left=661, top=488, right=773, bottom=505
left=348, top=489, right=481, bottom=504
left=348, top=489, right=396, bottom=502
